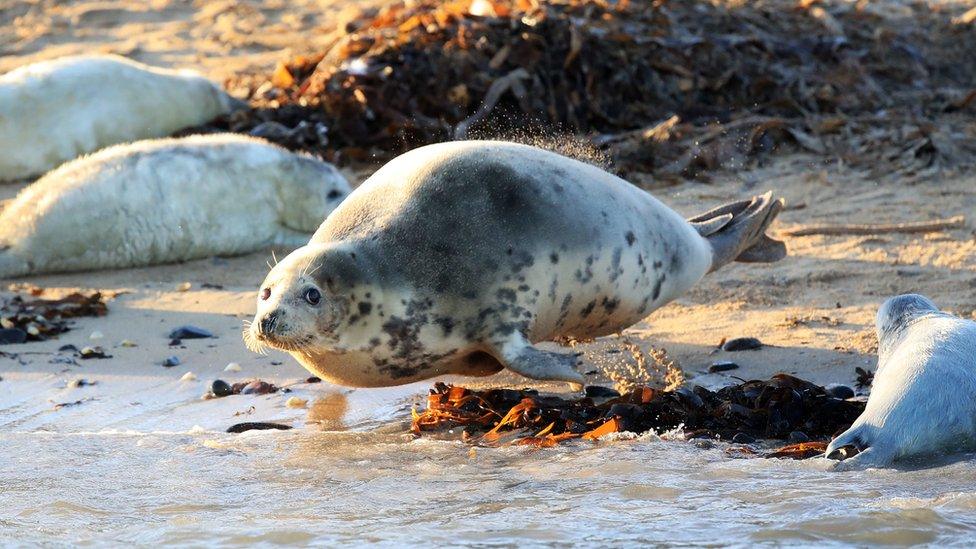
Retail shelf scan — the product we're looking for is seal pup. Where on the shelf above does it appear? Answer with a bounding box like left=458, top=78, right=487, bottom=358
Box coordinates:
left=245, top=140, right=785, bottom=389
left=0, top=134, right=350, bottom=277
left=826, top=294, right=976, bottom=468
left=0, top=54, right=242, bottom=181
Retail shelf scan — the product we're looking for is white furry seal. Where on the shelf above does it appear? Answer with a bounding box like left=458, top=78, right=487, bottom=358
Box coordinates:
left=826, top=294, right=976, bottom=468
left=0, top=134, right=350, bottom=277
left=245, top=141, right=785, bottom=389
left=0, top=55, right=241, bottom=181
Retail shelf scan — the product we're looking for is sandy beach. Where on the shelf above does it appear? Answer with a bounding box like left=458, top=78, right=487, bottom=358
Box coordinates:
left=3, top=1, right=976, bottom=544
left=3, top=0, right=976, bottom=430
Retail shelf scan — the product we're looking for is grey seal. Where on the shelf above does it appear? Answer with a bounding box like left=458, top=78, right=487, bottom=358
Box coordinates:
left=827, top=294, right=976, bottom=468
left=245, top=140, right=786, bottom=389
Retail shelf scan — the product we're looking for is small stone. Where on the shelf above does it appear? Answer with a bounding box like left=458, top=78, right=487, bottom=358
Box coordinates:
left=120, top=340, right=138, bottom=347
left=79, top=346, right=111, bottom=359
left=788, top=431, right=811, bottom=443
left=584, top=385, right=621, bottom=398
left=58, top=344, right=78, bottom=353
left=826, top=384, right=855, bottom=400
left=732, top=432, right=756, bottom=444
left=180, top=372, right=197, bottom=382
left=210, top=379, right=233, bottom=397
left=709, top=361, right=740, bottom=373
left=0, top=328, right=27, bottom=344
left=0, top=318, right=13, bottom=329
left=89, top=331, right=104, bottom=340
left=305, top=376, right=321, bottom=384
left=286, top=396, right=307, bottom=408
left=167, top=326, right=213, bottom=340
left=270, top=360, right=282, bottom=366
left=169, top=338, right=182, bottom=346
left=694, top=439, right=715, bottom=450
left=176, top=282, right=192, bottom=292
left=721, top=337, right=762, bottom=352
left=241, top=380, right=274, bottom=395
left=25, top=324, right=40, bottom=336
left=67, top=378, right=93, bottom=388
left=162, top=356, right=181, bottom=367
left=224, top=362, right=242, bottom=372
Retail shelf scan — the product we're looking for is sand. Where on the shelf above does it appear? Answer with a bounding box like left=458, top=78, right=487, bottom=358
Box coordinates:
left=2, top=0, right=975, bottom=433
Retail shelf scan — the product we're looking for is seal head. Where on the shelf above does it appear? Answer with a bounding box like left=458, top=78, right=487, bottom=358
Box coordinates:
left=875, top=293, right=940, bottom=360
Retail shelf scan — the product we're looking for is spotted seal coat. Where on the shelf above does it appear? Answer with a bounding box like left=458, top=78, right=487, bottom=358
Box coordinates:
left=827, top=294, right=976, bottom=468
left=246, top=141, right=786, bottom=389
left=0, top=54, right=242, bottom=181
left=0, top=134, right=350, bottom=277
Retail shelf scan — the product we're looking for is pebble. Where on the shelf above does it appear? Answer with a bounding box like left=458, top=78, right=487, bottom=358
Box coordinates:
left=0, top=328, right=27, bottom=344
left=167, top=326, right=213, bottom=339
left=89, top=331, right=104, bottom=340
left=224, top=362, right=242, bottom=372
left=708, top=361, right=740, bottom=373
left=26, top=324, right=40, bottom=336
left=58, top=344, right=78, bottom=353
left=210, top=379, right=233, bottom=397
left=732, top=432, right=756, bottom=444
left=120, top=340, right=138, bottom=347
left=584, top=385, right=622, bottom=398
left=826, top=384, right=855, bottom=400
left=176, top=282, right=192, bottom=292
left=788, top=431, right=811, bottom=443
left=162, top=356, right=181, bottom=367
left=0, top=318, right=13, bottom=329
left=79, top=346, right=110, bottom=359
left=286, top=397, right=308, bottom=409
left=67, top=378, right=93, bottom=388
left=241, top=381, right=274, bottom=395
left=721, top=337, right=763, bottom=352
left=180, top=372, right=198, bottom=382
left=305, top=376, right=321, bottom=384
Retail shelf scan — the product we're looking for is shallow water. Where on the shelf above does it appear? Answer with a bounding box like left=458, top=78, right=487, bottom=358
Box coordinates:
left=4, top=413, right=976, bottom=546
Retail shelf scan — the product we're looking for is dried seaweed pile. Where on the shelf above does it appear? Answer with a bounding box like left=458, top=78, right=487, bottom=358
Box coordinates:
left=412, top=374, right=864, bottom=458
left=0, top=290, right=108, bottom=344
left=201, top=0, right=976, bottom=179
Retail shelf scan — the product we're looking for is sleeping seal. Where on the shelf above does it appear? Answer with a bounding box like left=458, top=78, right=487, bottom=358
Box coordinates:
left=245, top=141, right=786, bottom=389
left=0, top=54, right=241, bottom=181
left=826, top=294, right=976, bottom=468
left=0, top=134, right=350, bottom=277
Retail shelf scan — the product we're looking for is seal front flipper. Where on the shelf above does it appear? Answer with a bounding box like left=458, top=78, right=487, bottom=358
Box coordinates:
left=490, top=332, right=585, bottom=391
left=272, top=228, right=313, bottom=249
left=688, top=191, right=787, bottom=272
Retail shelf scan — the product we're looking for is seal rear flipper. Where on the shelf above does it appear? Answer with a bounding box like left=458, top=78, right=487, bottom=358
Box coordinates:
left=491, top=333, right=585, bottom=391
left=688, top=191, right=786, bottom=273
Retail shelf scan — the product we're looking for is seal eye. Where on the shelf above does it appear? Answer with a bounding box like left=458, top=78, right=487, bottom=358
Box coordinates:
left=304, top=287, right=321, bottom=306
left=260, top=288, right=271, bottom=301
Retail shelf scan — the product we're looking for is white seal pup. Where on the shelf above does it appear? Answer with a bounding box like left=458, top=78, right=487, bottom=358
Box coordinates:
left=245, top=141, right=785, bottom=389
left=826, top=294, right=976, bottom=468
left=0, top=54, right=242, bottom=181
left=0, top=134, right=350, bottom=277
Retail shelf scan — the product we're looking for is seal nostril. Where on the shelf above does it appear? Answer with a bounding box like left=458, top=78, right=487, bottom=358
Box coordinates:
left=260, top=311, right=279, bottom=335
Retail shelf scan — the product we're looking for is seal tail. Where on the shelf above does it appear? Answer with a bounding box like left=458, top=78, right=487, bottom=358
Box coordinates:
left=688, top=191, right=786, bottom=273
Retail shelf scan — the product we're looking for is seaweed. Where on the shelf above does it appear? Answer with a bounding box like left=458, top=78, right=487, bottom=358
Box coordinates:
left=412, top=374, right=865, bottom=458
left=0, top=289, right=109, bottom=344
left=188, top=0, right=976, bottom=180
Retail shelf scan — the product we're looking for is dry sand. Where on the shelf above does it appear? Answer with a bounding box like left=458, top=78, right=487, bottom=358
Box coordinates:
left=2, top=0, right=975, bottom=433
